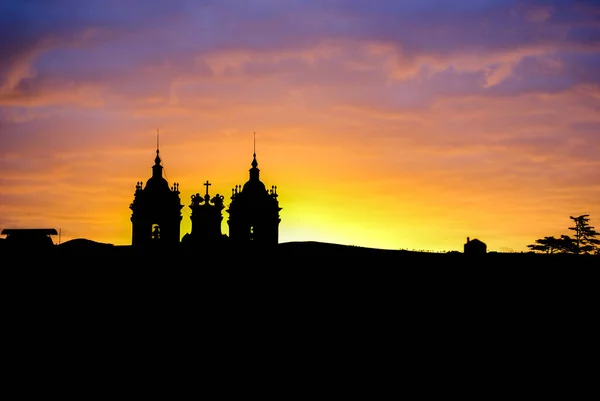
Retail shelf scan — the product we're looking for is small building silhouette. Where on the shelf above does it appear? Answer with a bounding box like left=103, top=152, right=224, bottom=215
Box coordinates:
left=130, top=144, right=183, bottom=247
left=464, top=237, right=487, bottom=255
left=1, top=228, right=57, bottom=250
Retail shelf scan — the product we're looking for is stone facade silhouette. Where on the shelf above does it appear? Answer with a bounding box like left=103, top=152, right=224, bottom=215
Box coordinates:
left=183, top=181, right=226, bottom=244
left=130, top=138, right=281, bottom=246
left=130, top=147, right=183, bottom=247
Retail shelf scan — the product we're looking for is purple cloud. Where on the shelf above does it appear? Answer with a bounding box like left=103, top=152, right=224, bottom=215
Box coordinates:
left=2, top=0, right=599, bottom=103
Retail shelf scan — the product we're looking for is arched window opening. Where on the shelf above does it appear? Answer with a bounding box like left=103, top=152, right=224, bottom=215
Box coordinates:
left=152, top=224, right=161, bottom=240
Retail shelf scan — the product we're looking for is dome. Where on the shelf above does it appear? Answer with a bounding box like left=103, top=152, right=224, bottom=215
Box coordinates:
left=145, top=175, right=170, bottom=192
left=239, top=152, right=267, bottom=196
left=242, top=179, right=267, bottom=195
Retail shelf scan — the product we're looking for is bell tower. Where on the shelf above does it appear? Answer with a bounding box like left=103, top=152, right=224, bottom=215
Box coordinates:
left=226, top=133, right=281, bottom=245
left=130, top=131, right=183, bottom=247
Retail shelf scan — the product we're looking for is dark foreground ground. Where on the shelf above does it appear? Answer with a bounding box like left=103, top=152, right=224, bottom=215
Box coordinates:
left=2, top=237, right=596, bottom=394
left=1, top=238, right=597, bottom=347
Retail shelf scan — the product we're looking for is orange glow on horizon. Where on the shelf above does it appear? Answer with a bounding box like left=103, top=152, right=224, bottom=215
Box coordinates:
left=2, top=3, right=600, bottom=253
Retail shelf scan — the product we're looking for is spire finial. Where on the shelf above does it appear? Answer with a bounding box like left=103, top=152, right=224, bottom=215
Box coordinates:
left=154, top=129, right=161, bottom=165
left=251, top=131, right=258, bottom=168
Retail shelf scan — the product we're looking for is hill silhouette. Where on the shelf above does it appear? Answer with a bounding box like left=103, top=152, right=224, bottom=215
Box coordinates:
left=2, top=236, right=597, bottom=267
left=59, top=238, right=114, bottom=248
left=2, top=236, right=597, bottom=322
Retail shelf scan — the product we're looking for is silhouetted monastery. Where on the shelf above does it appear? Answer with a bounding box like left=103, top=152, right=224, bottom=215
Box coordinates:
left=129, top=137, right=281, bottom=247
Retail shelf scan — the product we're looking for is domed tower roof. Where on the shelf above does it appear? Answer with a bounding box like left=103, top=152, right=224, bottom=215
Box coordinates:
left=241, top=151, right=267, bottom=195
left=145, top=148, right=170, bottom=193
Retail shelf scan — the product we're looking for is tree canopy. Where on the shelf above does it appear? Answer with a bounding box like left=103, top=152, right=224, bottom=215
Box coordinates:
left=528, top=214, right=599, bottom=255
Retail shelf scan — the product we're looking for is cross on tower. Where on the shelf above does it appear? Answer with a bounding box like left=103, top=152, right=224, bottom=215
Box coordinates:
left=204, top=180, right=211, bottom=196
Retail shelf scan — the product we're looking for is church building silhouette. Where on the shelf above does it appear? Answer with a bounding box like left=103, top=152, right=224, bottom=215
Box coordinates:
left=129, top=134, right=281, bottom=247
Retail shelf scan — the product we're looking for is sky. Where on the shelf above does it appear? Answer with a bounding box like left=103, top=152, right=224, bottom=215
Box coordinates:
left=1, top=0, right=599, bottom=252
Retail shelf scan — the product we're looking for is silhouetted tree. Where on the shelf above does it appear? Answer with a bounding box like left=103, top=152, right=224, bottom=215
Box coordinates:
left=527, top=214, right=600, bottom=255
left=527, top=235, right=575, bottom=254
left=568, top=215, right=600, bottom=254
left=558, top=235, right=575, bottom=254
left=527, top=236, right=563, bottom=254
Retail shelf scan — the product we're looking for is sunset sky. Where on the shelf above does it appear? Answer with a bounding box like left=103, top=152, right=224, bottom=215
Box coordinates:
left=1, top=0, right=599, bottom=252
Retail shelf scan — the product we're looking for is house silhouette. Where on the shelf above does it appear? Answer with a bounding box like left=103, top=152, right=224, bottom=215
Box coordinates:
left=1, top=228, right=57, bottom=249
left=464, top=237, right=487, bottom=255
